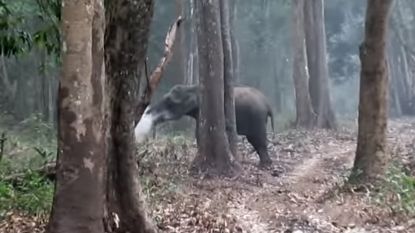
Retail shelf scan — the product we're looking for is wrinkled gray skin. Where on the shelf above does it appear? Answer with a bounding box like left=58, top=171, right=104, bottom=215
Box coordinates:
left=135, top=84, right=274, bottom=166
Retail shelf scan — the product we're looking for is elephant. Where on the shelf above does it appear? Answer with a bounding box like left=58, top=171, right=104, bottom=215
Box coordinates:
left=134, top=84, right=275, bottom=166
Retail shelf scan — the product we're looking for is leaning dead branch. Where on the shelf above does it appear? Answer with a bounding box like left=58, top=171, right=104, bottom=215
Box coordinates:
left=3, top=162, right=56, bottom=183
left=135, top=16, right=183, bottom=125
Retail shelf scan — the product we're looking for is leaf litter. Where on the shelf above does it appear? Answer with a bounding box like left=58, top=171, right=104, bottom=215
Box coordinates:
left=1, top=118, right=415, bottom=233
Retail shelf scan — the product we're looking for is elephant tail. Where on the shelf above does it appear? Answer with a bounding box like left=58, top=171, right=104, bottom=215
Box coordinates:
left=267, top=107, right=275, bottom=133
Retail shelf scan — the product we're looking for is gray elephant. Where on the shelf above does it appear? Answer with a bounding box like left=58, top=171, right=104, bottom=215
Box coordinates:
left=134, top=84, right=274, bottom=166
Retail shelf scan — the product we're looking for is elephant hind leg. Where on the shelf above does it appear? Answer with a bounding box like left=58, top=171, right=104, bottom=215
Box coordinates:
left=246, top=133, right=272, bottom=167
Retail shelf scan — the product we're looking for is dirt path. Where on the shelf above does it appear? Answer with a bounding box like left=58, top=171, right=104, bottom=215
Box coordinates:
left=145, top=119, right=415, bottom=232
left=228, top=134, right=356, bottom=233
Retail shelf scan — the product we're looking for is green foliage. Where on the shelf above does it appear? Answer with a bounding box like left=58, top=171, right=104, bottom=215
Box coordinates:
left=0, top=165, right=53, bottom=217
left=0, top=0, right=34, bottom=56
left=33, top=0, right=60, bottom=57
left=0, top=0, right=60, bottom=58
left=375, top=164, right=415, bottom=216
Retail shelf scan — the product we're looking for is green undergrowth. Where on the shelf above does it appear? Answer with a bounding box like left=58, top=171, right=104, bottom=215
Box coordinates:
left=0, top=113, right=55, bottom=218
left=375, top=162, right=415, bottom=217
left=0, top=161, right=54, bottom=218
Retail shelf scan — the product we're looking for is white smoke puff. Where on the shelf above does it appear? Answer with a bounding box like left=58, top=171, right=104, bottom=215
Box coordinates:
left=134, top=108, right=154, bottom=143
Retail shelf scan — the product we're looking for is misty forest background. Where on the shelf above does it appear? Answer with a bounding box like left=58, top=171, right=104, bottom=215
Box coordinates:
left=3, top=0, right=415, bottom=135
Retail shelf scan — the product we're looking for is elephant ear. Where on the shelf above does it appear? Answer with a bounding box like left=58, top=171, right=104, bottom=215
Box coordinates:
left=169, top=88, right=185, bottom=104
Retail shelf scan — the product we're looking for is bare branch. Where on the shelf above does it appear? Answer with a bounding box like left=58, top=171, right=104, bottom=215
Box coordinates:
left=135, top=16, right=183, bottom=125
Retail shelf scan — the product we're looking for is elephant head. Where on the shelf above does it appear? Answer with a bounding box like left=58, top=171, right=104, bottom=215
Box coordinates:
left=134, top=84, right=199, bottom=142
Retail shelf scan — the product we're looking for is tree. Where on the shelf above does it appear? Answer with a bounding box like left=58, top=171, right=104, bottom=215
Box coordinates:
left=46, top=0, right=106, bottom=232
left=220, top=0, right=239, bottom=159
left=304, top=0, right=337, bottom=129
left=104, top=0, right=157, bottom=232
left=229, top=0, right=240, bottom=84
left=291, top=0, right=316, bottom=128
left=388, top=0, right=415, bottom=116
left=352, top=0, right=393, bottom=183
left=185, top=0, right=199, bottom=85
left=191, top=0, right=238, bottom=177
left=47, top=0, right=168, bottom=232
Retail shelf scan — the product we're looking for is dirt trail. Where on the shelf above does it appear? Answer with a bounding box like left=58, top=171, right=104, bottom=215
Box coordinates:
left=147, top=119, right=415, bottom=232
left=228, top=134, right=356, bottom=233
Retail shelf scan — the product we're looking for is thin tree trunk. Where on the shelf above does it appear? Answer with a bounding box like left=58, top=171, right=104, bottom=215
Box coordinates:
left=0, top=55, right=17, bottom=104
left=48, top=75, right=55, bottom=124
left=304, top=0, right=337, bottom=129
left=291, top=0, right=316, bottom=128
left=46, top=0, right=106, bottom=232
left=230, top=0, right=239, bottom=84
left=400, top=46, right=414, bottom=114
left=352, top=0, right=393, bottom=184
left=189, top=0, right=199, bottom=84
left=220, top=0, right=238, bottom=160
left=191, top=0, right=238, bottom=177
left=104, top=0, right=157, bottom=232
left=387, top=40, right=402, bottom=118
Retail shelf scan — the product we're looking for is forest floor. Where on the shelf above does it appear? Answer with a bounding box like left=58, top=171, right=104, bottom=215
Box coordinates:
left=1, top=117, right=415, bottom=233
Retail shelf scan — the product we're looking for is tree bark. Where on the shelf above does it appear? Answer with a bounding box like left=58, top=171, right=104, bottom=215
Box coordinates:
left=220, top=0, right=239, bottom=160
left=291, top=0, right=316, bottom=128
left=171, top=0, right=186, bottom=85
left=104, top=0, right=157, bottom=232
left=46, top=0, right=106, bottom=232
left=0, top=55, right=17, bottom=109
left=186, top=0, right=198, bottom=85
left=191, top=0, right=238, bottom=178
left=304, top=0, right=337, bottom=129
left=387, top=50, right=402, bottom=117
left=352, top=0, right=393, bottom=184
left=229, top=0, right=240, bottom=84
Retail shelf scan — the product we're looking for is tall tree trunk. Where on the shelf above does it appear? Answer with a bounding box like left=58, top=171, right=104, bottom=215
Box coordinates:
left=352, top=0, right=393, bottom=184
left=104, top=0, right=157, bottom=232
left=220, top=0, right=238, bottom=160
left=291, top=0, right=316, bottom=128
left=304, top=0, right=337, bottom=129
left=191, top=0, right=238, bottom=177
left=399, top=46, right=415, bottom=114
left=0, top=55, right=17, bottom=109
left=187, top=0, right=198, bottom=85
left=229, top=0, right=240, bottom=84
left=176, top=0, right=187, bottom=84
left=48, top=75, right=55, bottom=124
left=46, top=0, right=106, bottom=232
left=387, top=49, right=402, bottom=117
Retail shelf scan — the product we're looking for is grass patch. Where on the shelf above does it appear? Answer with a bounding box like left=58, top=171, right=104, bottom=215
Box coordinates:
left=0, top=113, right=55, bottom=219
left=375, top=163, right=415, bottom=217
left=0, top=161, right=54, bottom=218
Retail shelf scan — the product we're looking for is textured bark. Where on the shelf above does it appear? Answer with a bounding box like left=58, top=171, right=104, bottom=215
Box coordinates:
left=104, top=0, right=157, bottom=232
left=220, top=0, right=238, bottom=160
left=0, top=55, right=17, bottom=108
left=352, top=0, right=393, bottom=183
left=304, top=0, right=337, bottom=129
left=291, top=0, right=316, bottom=128
left=186, top=0, right=199, bottom=85
left=229, top=0, right=239, bottom=84
left=191, top=0, right=238, bottom=177
left=175, top=0, right=186, bottom=83
left=46, top=0, right=106, bottom=232
left=391, top=1, right=415, bottom=115
left=388, top=52, right=402, bottom=117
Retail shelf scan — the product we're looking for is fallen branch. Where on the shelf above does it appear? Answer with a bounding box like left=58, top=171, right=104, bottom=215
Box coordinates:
left=3, top=162, right=56, bottom=183
left=135, top=16, right=183, bottom=125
